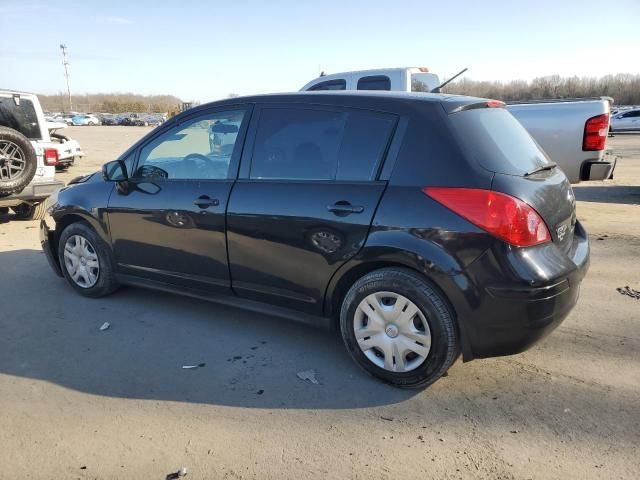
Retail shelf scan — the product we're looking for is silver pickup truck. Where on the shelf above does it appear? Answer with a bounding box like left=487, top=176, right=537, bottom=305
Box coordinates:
left=301, top=68, right=615, bottom=183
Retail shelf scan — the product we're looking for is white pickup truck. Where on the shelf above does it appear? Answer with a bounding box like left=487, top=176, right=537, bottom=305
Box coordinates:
left=301, top=68, right=615, bottom=183
left=0, top=90, right=64, bottom=219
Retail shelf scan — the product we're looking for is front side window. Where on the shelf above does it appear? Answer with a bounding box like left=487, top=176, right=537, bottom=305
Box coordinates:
left=250, top=107, right=395, bottom=181
left=357, top=75, right=391, bottom=91
left=136, top=109, right=245, bottom=180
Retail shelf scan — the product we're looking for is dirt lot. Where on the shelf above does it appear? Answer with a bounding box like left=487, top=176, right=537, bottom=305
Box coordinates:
left=1, top=127, right=639, bottom=479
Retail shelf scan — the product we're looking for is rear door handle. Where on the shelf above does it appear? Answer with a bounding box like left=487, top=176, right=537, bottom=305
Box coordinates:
left=327, top=201, right=364, bottom=215
left=193, top=195, right=219, bottom=209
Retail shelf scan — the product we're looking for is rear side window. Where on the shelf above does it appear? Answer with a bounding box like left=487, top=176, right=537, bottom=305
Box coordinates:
left=250, top=107, right=395, bottom=181
left=0, top=97, right=41, bottom=140
left=357, top=75, right=391, bottom=91
left=308, top=79, right=346, bottom=91
left=449, top=108, right=553, bottom=176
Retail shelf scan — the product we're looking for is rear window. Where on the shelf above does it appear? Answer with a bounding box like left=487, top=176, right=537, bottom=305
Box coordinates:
left=308, top=79, right=346, bottom=91
left=449, top=108, right=552, bottom=175
left=0, top=96, right=41, bottom=140
left=411, top=73, right=437, bottom=92
left=357, top=75, right=391, bottom=91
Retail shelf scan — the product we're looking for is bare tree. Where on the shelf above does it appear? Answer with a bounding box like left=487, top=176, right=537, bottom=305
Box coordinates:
left=444, top=74, right=640, bottom=104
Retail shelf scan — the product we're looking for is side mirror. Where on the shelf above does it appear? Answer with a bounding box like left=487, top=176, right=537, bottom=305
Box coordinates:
left=102, top=160, right=128, bottom=182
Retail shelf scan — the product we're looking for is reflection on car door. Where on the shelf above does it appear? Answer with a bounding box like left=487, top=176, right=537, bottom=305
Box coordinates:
left=107, top=106, right=250, bottom=293
left=227, top=105, right=397, bottom=314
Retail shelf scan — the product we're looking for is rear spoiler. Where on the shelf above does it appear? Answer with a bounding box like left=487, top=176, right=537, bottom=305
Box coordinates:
left=447, top=100, right=506, bottom=114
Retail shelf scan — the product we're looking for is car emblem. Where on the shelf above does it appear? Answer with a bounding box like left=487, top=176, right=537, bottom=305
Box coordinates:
left=556, top=224, right=568, bottom=241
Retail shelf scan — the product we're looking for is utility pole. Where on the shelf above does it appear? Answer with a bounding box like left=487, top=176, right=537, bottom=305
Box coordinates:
left=59, top=44, right=72, bottom=112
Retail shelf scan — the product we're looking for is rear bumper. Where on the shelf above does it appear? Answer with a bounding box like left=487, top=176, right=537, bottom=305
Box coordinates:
left=453, top=222, right=590, bottom=360
left=0, top=180, right=64, bottom=206
left=580, top=157, right=616, bottom=181
left=40, top=219, right=63, bottom=277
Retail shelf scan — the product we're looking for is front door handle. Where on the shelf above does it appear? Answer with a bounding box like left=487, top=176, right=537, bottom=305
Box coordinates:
left=193, top=195, right=219, bottom=209
left=327, top=201, right=364, bottom=216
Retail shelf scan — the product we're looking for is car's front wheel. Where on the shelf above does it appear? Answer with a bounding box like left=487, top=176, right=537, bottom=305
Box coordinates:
left=58, top=222, right=118, bottom=297
left=340, top=268, right=459, bottom=389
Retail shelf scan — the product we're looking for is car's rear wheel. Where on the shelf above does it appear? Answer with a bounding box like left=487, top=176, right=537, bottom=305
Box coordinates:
left=340, top=268, right=458, bottom=389
left=58, top=222, right=118, bottom=297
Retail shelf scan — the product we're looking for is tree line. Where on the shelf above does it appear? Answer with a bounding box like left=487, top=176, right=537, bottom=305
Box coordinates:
left=443, top=74, right=640, bottom=105
left=38, top=93, right=183, bottom=113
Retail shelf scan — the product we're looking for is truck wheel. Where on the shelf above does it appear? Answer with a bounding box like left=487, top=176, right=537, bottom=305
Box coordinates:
left=0, top=127, right=38, bottom=196
left=12, top=202, right=48, bottom=220
left=340, top=268, right=459, bottom=389
left=58, top=222, right=119, bottom=297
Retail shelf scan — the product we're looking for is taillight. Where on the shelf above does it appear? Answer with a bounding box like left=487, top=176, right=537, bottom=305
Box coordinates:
left=583, top=114, right=609, bottom=151
left=44, top=148, right=58, bottom=166
left=486, top=99, right=505, bottom=108
left=423, top=187, right=551, bottom=247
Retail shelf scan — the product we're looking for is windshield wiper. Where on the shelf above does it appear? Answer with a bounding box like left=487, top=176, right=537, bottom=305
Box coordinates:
left=524, top=162, right=557, bottom=176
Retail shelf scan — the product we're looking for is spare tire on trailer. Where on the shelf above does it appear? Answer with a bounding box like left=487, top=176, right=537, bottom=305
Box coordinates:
left=0, top=126, right=38, bottom=196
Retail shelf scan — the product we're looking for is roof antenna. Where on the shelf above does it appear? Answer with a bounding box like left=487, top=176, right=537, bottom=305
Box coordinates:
left=431, top=67, right=468, bottom=93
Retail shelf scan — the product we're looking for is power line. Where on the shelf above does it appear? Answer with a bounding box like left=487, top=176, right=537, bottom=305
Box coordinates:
left=59, top=44, right=72, bottom=112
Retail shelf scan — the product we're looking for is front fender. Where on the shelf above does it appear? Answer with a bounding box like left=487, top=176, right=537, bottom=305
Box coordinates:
left=50, top=179, right=115, bottom=246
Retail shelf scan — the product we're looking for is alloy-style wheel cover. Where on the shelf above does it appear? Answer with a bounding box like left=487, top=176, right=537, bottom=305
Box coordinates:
left=0, top=139, right=26, bottom=181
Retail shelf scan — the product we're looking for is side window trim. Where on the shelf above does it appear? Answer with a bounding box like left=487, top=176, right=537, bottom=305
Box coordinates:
left=378, top=116, right=408, bottom=181
left=240, top=103, right=398, bottom=182
left=129, top=104, right=254, bottom=181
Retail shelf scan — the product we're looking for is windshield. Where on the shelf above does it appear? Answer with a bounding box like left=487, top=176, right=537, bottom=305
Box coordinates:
left=0, top=96, right=42, bottom=140
left=449, top=107, right=553, bottom=176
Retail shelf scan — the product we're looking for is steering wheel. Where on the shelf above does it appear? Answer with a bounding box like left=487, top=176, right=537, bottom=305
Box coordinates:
left=184, top=153, right=228, bottom=178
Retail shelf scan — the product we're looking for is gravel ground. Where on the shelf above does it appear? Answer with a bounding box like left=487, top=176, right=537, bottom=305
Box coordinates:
left=0, top=127, right=638, bottom=479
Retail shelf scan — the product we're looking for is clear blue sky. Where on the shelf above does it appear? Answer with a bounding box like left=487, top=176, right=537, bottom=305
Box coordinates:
left=1, top=0, right=639, bottom=102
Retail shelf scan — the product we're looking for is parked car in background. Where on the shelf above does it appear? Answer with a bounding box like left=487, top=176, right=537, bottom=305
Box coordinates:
left=72, top=114, right=101, bottom=126
left=0, top=90, right=64, bottom=219
left=121, top=113, right=149, bottom=126
left=100, top=114, right=119, bottom=125
left=301, top=68, right=614, bottom=183
left=610, top=108, right=640, bottom=132
left=46, top=122, right=85, bottom=169
left=41, top=92, right=588, bottom=388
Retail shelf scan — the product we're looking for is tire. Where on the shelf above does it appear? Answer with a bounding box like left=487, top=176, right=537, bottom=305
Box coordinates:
left=340, top=268, right=459, bottom=389
left=58, top=222, right=119, bottom=297
left=0, top=126, right=38, bottom=196
left=88, top=122, right=95, bottom=126
left=12, top=202, right=48, bottom=220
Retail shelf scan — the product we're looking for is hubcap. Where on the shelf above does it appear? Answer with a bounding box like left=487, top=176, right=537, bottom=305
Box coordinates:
left=63, top=235, right=100, bottom=288
left=353, top=291, right=431, bottom=372
left=0, top=139, right=26, bottom=181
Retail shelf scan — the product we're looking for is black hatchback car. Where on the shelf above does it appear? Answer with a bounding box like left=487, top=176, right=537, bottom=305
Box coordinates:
left=41, top=92, right=589, bottom=388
